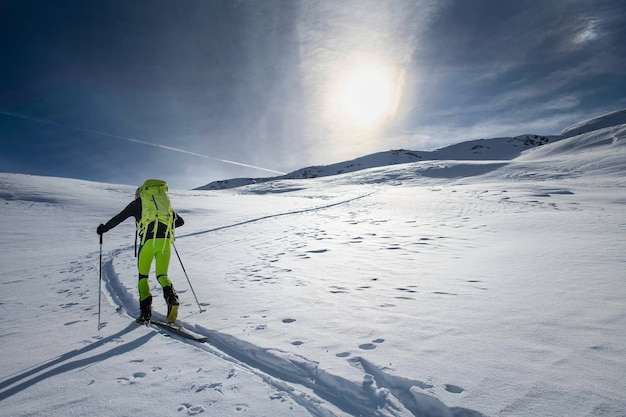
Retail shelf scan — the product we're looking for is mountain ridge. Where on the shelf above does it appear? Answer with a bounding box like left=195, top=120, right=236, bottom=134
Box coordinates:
left=197, top=108, right=626, bottom=190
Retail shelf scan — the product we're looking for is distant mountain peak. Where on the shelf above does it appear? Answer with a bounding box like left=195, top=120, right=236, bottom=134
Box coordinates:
left=197, top=108, right=626, bottom=191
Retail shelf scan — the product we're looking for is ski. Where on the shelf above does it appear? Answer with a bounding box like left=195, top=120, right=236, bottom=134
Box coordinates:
left=142, top=319, right=207, bottom=342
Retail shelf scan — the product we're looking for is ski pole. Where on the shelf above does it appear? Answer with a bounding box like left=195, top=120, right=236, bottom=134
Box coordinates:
left=173, top=242, right=204, bottom=313
left=98, top=233, right=103, bottom=330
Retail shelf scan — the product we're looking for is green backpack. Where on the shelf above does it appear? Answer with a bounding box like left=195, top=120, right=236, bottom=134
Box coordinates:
left=137, top=179, right=174, bottom=245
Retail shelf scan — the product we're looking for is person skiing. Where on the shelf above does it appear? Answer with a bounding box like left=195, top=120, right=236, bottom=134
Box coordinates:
left=97, top=179, right=184, bottom=324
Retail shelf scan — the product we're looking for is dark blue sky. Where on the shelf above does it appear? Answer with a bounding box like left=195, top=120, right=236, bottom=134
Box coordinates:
left=1, top=0, right=625, bottom=189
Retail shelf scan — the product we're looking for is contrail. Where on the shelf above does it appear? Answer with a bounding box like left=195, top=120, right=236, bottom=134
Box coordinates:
left=0, top=110, right=287, bottom=175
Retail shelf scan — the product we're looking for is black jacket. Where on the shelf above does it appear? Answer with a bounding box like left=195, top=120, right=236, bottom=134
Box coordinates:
left=102, top=198, right=184, bottom=240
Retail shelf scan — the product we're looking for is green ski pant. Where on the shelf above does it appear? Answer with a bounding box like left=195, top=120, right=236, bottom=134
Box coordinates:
left=137, top=238, right=174, bottom=301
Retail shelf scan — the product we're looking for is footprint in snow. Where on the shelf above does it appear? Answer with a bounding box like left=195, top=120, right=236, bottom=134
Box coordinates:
left=178, top=403, right=205, bottom=415
left=234, top=404, right=248, bottom=412
left=444, top=384, right=464, bottom=394
left=60, top=302, right=79, bottom=309
left=329, top=285, right=349, bottom=294
left=359, top=339, right=384, bottom=350
left=306, top=249, right=329, bottom=254
left=194, top=383, right=222, bottom=393
left=115, top=370, right=146, bottom=385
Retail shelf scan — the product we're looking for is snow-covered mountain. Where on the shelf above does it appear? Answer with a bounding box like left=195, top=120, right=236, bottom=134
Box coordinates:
left=1, top=110, right=625, bottom=417
left=197, top=134, right=557, bottom=190
left=199, top=108, right=626, bottom=190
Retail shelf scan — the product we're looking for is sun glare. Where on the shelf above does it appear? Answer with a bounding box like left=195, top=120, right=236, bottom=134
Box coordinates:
left=327, top=58, right=402, bottom=131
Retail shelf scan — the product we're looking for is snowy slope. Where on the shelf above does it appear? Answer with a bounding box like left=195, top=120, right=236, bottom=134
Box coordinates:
left=558, top=108, right=626, bottom=138
left=199, top=108, right=626, bottom=191
left=1, top=114, right=626, bottom=417
left=198, top=134, right=557, bottom=190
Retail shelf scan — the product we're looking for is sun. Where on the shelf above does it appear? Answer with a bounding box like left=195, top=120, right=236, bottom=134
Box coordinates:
left=328, top=59, right=401, bottom=130
left=340, top=66, right=394, bottom=126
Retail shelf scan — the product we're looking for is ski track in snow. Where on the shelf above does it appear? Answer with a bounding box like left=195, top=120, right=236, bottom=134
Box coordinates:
left=2, top=118, right=625, bottom=417
left=101, top=196, right=485, bottom=417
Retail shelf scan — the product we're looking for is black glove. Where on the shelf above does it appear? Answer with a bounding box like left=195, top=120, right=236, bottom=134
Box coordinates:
left=97, top=224, right=106, bottom=235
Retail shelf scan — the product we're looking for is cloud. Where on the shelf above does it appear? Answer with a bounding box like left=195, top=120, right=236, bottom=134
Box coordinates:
left=396, top=0, right=626, bottom=145
left=294, top=0, right=448, bottom=162
left=2, top=0, right=625, bottom=187
left=0, top=110, right=286, bottom=175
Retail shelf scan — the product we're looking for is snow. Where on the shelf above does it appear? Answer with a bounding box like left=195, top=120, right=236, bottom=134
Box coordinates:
left=558, top=108, right=626, bottom=138
left=1, top=111, right=626, bottom=416
left=197, top=134, right=559, bottom=190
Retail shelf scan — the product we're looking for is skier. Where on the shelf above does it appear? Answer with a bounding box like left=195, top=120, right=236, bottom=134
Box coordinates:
left=97, top=179, right=184, bottom=323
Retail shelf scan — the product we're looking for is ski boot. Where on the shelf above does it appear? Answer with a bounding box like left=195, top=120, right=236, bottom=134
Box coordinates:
left=136, top=296, right=152, bottom=324
left=163, top=286, right=179, bottom=323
